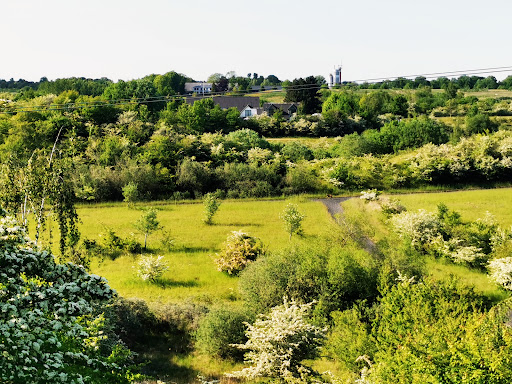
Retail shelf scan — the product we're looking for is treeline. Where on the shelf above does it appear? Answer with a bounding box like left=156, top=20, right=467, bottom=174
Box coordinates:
left=341, top=73, right=512, bottom=90
left=1, top=72, right=512, bottom=202
left=4, top=72, right=512, bottom=96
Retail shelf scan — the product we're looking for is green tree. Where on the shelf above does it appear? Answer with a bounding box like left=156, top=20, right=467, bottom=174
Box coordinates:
left=280, top=203, right=305, bottom=239
left=122, top=182, right=138, bottom=207
left=134, top=208, right=160, bottom=249
left=203, top=192, right=221, bottom=225
left=284, top=76, right=321, bottom=114
left=153, top=71, right=188, bottom=95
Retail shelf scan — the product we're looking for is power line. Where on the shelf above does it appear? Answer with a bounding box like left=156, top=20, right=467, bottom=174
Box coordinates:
left=2, top=66, right=512, bottom=115
left=346, top=66, right=512, bottom=83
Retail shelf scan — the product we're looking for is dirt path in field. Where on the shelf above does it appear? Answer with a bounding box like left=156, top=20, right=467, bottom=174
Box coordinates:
left=314, top=197, right=352, bottom=218
left=315, top=196, right=377, bottom=254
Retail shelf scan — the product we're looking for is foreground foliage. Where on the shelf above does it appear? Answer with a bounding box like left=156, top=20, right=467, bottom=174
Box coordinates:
left=0, top=215, right=139, bottom=383
left=228, top=298, right=326, bottom=381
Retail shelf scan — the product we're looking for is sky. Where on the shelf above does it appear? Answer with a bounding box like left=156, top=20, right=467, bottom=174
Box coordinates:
left=3, top=0, right=512, bottom=83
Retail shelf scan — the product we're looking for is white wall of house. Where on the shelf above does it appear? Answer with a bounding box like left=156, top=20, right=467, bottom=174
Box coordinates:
left=240, top=106, right=258, bottom=118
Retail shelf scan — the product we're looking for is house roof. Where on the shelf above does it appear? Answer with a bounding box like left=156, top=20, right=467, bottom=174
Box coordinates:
left=262, top=103, right=298, bottom=115
left=185, top=96, right=260, bottom=112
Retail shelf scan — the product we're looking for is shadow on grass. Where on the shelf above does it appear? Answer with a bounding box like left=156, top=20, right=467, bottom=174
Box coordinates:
left=136, top=338, right=197, bottom=383
left=172, top=245, right=212, bottom=253
left=154, top=278, right=199, bottom=289
left=221, top=222, right=263, bottom=228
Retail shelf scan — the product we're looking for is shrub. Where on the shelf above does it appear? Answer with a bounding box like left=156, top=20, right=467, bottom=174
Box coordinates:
left=360, top=188, right=380, bottom=202
left=391, top=209, right=442, bottom=250
left=379, top=197, right=407, bottom=216
left=366, top=278, right=512, bottom=383
left=228, top=298, right=326, bottom=381
left=122, top=181, right=138, bottom=207
left=280, top=203, right=305, bottom=239
left=99, top=227, right=125, bottom=259
left=325, top=307, right=374, bottom=372
left=134, top=255, right=169, bottom=282
left=124, top=234, right=142, bottom=254
left=214, top=230, right=265, bottom=275
left=488, top=257, right=512, bottom=290
left=203, top=192, right=221, bottom=225
left=195, top=307, right=254, bottom=360
left=0, top=215, right=139, bottom=382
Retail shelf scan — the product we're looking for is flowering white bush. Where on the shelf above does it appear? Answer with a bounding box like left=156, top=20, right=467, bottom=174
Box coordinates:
left=214, top=230, right=264, bottom=275
left=437, top=237, right=487, bottom=265
left=379, top=197, right=406, bottom=216
left=391, top=209, right=442, bottom=249
left=0, top=215, right=137, bottom=383
left=228, top=298, right=326, bottom=381
left=360, top=189, right=381, bottom=202
left=488, top=257, right=512, bottom=290
left=135, top=255, right=169, bottom=282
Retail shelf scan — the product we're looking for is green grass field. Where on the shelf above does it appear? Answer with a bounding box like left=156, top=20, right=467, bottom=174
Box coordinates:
left=75, top=188, right=512, bottom=305
left=78, top=198, right=335, bottom=305
left=342, top=188, right=512, bottom=302
left=395, top=187, right=512, bottom=226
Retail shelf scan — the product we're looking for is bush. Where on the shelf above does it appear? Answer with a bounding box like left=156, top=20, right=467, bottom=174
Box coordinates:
left=0, top=215, right=138, bottom=382
left=366, top=278, right=512, bottom=383
left=379, top=197, right=406, bottom=216
left=360, top=188, right=380, bottom=202
left=195, top=306, right=254, bottom=360
left=214, top=230, right=265, bottom=275
left=488, top=257, right=512, bottom=290
left=122, top=181, right=138, bottom=207
left=228, top=299, right=326, bottom=381
left=239, top=242, right=379, bottom=316
left=391, top=209, right=442, bottom=250
left=134, top=255, right=169, bottom=282
left=203, top=192, right=221, bottom=225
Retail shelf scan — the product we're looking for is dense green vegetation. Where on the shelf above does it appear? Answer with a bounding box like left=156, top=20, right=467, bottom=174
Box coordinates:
left=3, top=70, right=512, bottom=383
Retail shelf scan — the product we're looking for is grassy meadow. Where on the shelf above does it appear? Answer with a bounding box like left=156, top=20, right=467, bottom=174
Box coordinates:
left=77, top=197, right=336, bottom=304
left=71, top=187, right=512, bottom=306
left=342, top=188, right=512, bottom=302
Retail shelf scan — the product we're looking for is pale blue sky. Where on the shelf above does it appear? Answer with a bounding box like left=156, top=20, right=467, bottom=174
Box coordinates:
left=3, top=0, right=511, bottom=83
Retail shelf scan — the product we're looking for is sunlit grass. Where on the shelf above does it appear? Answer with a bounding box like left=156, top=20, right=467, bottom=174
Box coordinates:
left=342, top=188, right=512, bottom=302
left=77, top=198, right=333, bottom=305
left=395, top=187, right=512, bottom=226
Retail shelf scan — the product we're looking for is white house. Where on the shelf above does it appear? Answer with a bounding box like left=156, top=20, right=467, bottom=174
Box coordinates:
left=184, top=82, right=212, bottom=94
left=240, top=104, right=260, bottom=118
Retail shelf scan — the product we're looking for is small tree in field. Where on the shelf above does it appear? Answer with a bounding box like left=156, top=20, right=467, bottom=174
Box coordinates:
left=122, top=182, right=138, bottom=208
left=135, top=255, right=169, bottom=282
left=228, top=298, right=326, bottom=381
left=134, top=208, right=160, bottom=249
left=280, top=203, right=305, bottom=240
left=203, top=193, right=221, bottom=225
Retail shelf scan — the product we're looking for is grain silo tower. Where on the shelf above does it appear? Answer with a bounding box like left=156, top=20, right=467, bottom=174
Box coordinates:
left=329, top=64, right=342, bottom=88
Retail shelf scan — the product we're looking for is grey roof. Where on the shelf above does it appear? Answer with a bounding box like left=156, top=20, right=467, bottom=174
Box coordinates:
left=185, top=96, right=260, bottom=112
left=262, top=103, right=298, bottom=116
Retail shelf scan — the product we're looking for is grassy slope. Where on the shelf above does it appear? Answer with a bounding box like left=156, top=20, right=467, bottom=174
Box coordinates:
left=342, top=188, right=512, bottom=302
